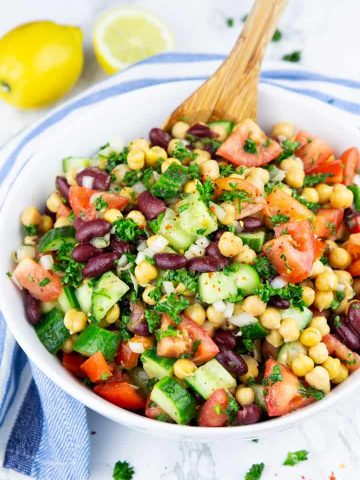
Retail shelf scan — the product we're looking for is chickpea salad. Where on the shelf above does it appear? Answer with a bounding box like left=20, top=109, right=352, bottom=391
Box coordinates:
left=10, top=118, right=360, bottom=427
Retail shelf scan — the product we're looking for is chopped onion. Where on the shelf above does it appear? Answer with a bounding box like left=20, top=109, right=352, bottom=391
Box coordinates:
left=163, top=281, right=175, bottom=294
left=232, top=221, right=243, bottom=233
left=98, top=146, right=112, bottom=157
left=354, top=174, right=360, bottom=186
left=184, top=244, right=205, bottom=260
left=213, top=300, right=226, bottom=312
left=209, top=201, right=226, bottom=222
left=117, top=254, right=128, bottom=268
left=133, top=182, right=146, bottom=194
left=270, top=276, right=288, bottom=289
left=224, top=302, right=235, bottom=319
left=195, top=236, right=210, bottom=248
left=16, top=245, right=35, bottom=262
left=137, top=240, right=147, bottom=252
left=82, top=175, right=94, bottom=189
left=90, top=233, right=110, bottom=249
left=229, top=312, right=257, bottom=327
left=39, top=254, right=54, bottom=271
left=129, top=272, right=138, bottom=293
left=149, top=235, right=168, bottom=253
left=128, top=342, right=145, bottom=354
left=135, top=252, right=146, bottom=265
left=153, top=171, right=160, bottom=181
left=90, top=192, right=102, bottom=204
left=109, top=136, right=124, bottom=153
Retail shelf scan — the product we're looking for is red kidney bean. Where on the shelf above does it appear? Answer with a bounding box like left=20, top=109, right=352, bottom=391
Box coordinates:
left=149, top=128, right=171, bottom=149
left=329, top=315, right=360, bottom=351
left=24, top=290, right=42, bottom=325
left=348, top=301, right=360, bottom=335
left=72, top=243, right=100, bottom=263
left=44, top=207, right=56, bottom=221
left=137, top=191, right=166, bottom=220
left=76, top=219, right=111, bottom=243
left=261, top=339, right=279, bottom=360
left=154, top=253, right=187, bottom=270
left=268, top=295, right=291, bottom=309
left=76, top=167, right=110, bottom=191
left=109, top=236, right=133, bottom=255
left=212, top=330, right=237, bottom=350
left=73, top=217, right=85, bottom=230
left=132, top=321, right=151, bottom=337
left=213, top=230, right=226, bottom=241
left=242, top=216, right=263, bottom=232
left=216, top=348, right=248, bottom=376
left=187, top=123, right=215, bottom=138
left=82, top=252, right=118, bottom=278
left=205, top=242, right=230, bottom=268
left=310, top=307, right=331, bottom=319
left=234, top=404, right=262, bottom=426
left=56, top=176, right=70, bottom=202
left=187, top=256, right=220, bottom=272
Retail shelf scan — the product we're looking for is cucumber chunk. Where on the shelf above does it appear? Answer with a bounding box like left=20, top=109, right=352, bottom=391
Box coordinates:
left=150, top=376, right=196, bottom=425
left=349, top=186, right=360, bottom=212
left=63, top=156, right=90, bottom=173
left=208, top=120, right=235, bottom=135
left=38, top=226, right=76, bottom=253
left=141, top=349, right=175, bottom=379
left=75, top=281, right=93, bottom=314
left=235, top=264, right=261, bottom=295
left=91, top=272, right=129, bottom=322
left=73, top=325, right=120, bottom=361
left=281, top=307, right=312, bottom=330
left=185, top=359, right=236, bottom=399
left=277, top=341, right=307, bottom=367
left=157, top=208, right=194, bottom=251
left=35, top=307, right=69, bottom=354
left=58, top=286, right=80, bottom=313
left=198, top=271, right=237, bottom=304
left=177, top=193, right=218, bottom=237
left=238, top=231, right=266, bottom=253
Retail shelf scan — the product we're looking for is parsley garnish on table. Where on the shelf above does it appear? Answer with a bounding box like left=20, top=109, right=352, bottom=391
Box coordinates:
left=113, top=460, right=135, bottom=480
left=244, top=462, right=265, bottom=480
left=272, top=29, right=282, bottom=42
left=282, top=50, right=302, bottom=63
left=283, top=449, right=309, bottom=466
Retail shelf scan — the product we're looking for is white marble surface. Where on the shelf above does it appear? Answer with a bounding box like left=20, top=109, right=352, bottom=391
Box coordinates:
left=1, top=1, right=360, bottom=479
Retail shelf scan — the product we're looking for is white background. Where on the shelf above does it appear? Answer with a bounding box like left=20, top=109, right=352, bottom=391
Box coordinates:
left=1, top=1, right=360, bottom=479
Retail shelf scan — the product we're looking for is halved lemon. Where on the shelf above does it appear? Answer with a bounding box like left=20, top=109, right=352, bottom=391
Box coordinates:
left=93, top=7, right=175, bottom=74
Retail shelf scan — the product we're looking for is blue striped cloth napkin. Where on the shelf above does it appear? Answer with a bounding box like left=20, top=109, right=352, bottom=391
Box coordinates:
left=1, top=53, right=359, bottom=480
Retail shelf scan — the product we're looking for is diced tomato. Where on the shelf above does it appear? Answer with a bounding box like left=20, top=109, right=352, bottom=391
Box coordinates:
left=115, top=342, right=139, bottom=369
left=308, top=159, right=343, bottom=184
left=62, top=353, right=86, bottom=377
left=80, top=352, right=112, bottom=383
left=156, top=335, right=192, bottom=359
left=314, top=208, right=343, bottom=239
left=264, top=220, right=315, bottom=283
left=216, top=119, right=282, bottom=167
left=94, top=381, right=146, bottom=410
left=199, top=388, right=229, bottom=427
left=266, top=189, right=313, bottom=222
left=213, top=177, right=260, bottom=198
left=322, top=334, right=360, bottom=372
left=264, top=359, right=313, bottom=417
left=179, top=317, right=219, bottom=365
left=341, top=147, right=360, bottom=186
left=145, top=397, right=165, bottom=420
left=13, top=258, right=62, bottom=302
left=69, top=186, right=128, bottom=220
left=348, top=259, right=360, bottom=277
left=343, top=233, right=360, bottom=260
left=237, top=197, right=267, bottom=219
left=295, top=131, right=333, bottom=172
left=314, top=238, right=326, bottom=260
left=56, top=203, right=71, bottom=219
left=346, top=215, right=360, bottom=234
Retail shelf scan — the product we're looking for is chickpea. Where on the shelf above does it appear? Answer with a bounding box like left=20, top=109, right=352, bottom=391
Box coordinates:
left=314, top=290, right=334, bottom=311
left=240, top=355, right=259, bottom=382
left=61, top=334, right=78, bottom=354
left=310, top=259, right=325, bottom=278
left=185, top=303, right=206, bottom=326
left=210, top=124, right=228, bottom=141
left=242, top=295, right=266, bottom=316
left=280, top=157, right=303, bottom=171
left=104, top=208, right=123, bottom=224
left=329, top=248, right=351, bottom=269
left=309, top=316, right=330, bottom=336
left=315, top=271, right=338, bottom=291
left=259, top=307, right=281, bottom=329
left=353, top=279, right=360, bottom=297
left=309, top=342, right=328, bottom=364
left=206, top=305, right=225, bottom=328
left=173, top=359, right=197, bottom=379
left=38, top=215, right=53, bottom=233
left=105, top=304, right=120, bottom=323
left=247, top=167, right=270, bottom=184
left=330, top=184, right=353, bottom=209
left=127, top=148, right=145, bottom=170
left=300, top=327, right=322, bottom=347
left=119, top=187, right=134, bottom=202
left=20, top=206, right=42, bottom=226
left=286, top=168, right=305, bottom=189
left=235, top=245, right=257, bottom=264
left=292, top=354, right=314, bottom=377
left=302, top=286, right=315, bottom=306
left=235, top=386, right=255, bottom=406
left=184, top=179, right=200, bottom=194
left=142, top=286, right=157, bottom=306
left=335, top=270, right=353, bottom=285
left=54, top=216, right=71, bottom=228
left=322, top=356, right=341, bottom=380
left=134, top=261, right=158, bottom=285
left=200, top=160, right=220, bottom=180
left=146, top=234, right=168, bottom=249
left=168, top=138, right=184, bottom=156
left=305, top=366, right=331, bottom=393
left=126, top=210, right=146, bottom=228
left=46, top=192, right=63, bottom=213
left=64, top=309, right=88, bottom=334
left=66, top=168, right=77, bottom=186
left=193, top=148, right=211, bottom=161
left=145, top=146, right=167, bottom=167
left=130, top=138, right=149, bottom=151
left=266, top=329, right=284, bottom=347
left=161, top=157, right=181, bottom=173
left=279, top=318, right=300, bottom=342
left=218, top=232, right=241, bottom=257
left=171, top=121, right=190, bottom=139
left=331, top=363, right=349, bottom=384
left=271, top=121, right=295, bottom=139
left=316, top=183, right=333, bottom=204
left=301, top=187, right=319, bottom=203
left=219, top=203, right=236, bottom=226
left=24, top=235, right=37, bottom=246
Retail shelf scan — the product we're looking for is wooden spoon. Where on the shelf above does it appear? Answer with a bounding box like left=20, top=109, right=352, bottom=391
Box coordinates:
left=163, top=0, right=287, bottom=130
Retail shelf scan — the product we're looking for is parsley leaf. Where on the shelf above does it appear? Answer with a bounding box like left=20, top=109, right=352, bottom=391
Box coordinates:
left=223, top=262, right=240, bottom=276
left=244, top=462, right=265, bottom=480
left=272, top=29, right=282, bottom=42
left=292, top=191, right=319, bottom=213
left=298, top=383, right=325, bottom=401
left=154, top=293, right=190, bottom=323
left=262, top=365, right=282, bottom=386
left=220, top=184, right=249, bottom=204
left=165, top=269, right=198, bottom=294
left=303, top=172, right=333, bottom=187
left=254, top=282, right=305, bottom=310
left=148, top=212, right=164, bottom=233
left=172, top=141, right=196, bottom=162
left=123, top=170, right=141, bottom=187
left=94, top=196, right=108, bottom=211
left=113, top=460, right=135, bottom=480
left=186, top=163, right=201, bottom=180
left=144, top=310, right=162, bottom=333
left=156, top=325, right=178, bottom=340
left=105, top=147, right=129, bottom=173
left=196, top=178, right=214, bottom=205
left=244, top=138, right=258, bottom=154
left=276, top=139, right=300, bottom=162
left=151, top=162, right=188, bottom=199
left=39, top=278, right=50, bottom=287
left=282, top=50, right=302, bottom=63
left=283, top=450, right=309, bottom=466
left=54, top=242, right=83, bottom=288
left=23, top=224, right=37, bottom=236
left=200, top=136, right=222, bottom=153
left=226, top=17, right=234, bottom=27
left=118, top=314, right=132, bottom=341
left=253, top=256, right=277, bottom=280
left=113, top=218, right=142, bottom=242
left=270, top=213, right=290, bottom=226
left=330, top=290, right=345, bottom=310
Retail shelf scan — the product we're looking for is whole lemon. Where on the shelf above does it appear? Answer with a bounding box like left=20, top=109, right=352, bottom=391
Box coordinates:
left=0, top=21, right=83, bottom=108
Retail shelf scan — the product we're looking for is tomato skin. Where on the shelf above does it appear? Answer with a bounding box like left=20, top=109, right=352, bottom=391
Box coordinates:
left=179, top=317, right=219, bottom=365
left=343, top=233, right=360, bottom=260
left=216, top=120, right=282, bottom=167
left=322, top=334, right=360, bottom=372
left=314, top=238, right=326, bottom=260
left=264, top=220, right=315, bottom=283
left=266, top=189, right=313, bottom=222
left=295, top=131, right=333, bottom=172
left=94, top=381, right=146, bottom=410
left=213, top=177, right=260, bottom=198
left=145, top=397, right=166, bottom=420
left=13, top=258, right=62, bottom=301
left=80, top=351, right=113, bottom=383
left=62, top=352, right=86, bottom=377
left=199, top=388, right=229, bottom=427
left=264, top=359, right=313, bottom=417
left=69, top=186, right=128, bottom=220
left=348, top=259, right=360, bottom=277
left=341, top=147, right=360, bottom=186
left=308, top=159, right=343, bottom=184
left=115, top=342, right=139, bottom=369
left=314, top=208, right=343, bottom=239
left=56, top=203, right=71, bottom=219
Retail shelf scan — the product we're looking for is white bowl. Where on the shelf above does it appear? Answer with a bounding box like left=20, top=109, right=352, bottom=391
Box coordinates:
left=1, top=77, right=360, bottom=441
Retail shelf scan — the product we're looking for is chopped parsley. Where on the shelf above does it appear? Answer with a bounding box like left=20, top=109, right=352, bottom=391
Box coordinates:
left=243, top=138, right=258, bottom=154
left=330, top=290, right=345, bottom=310
left=151, top=162, right=188, bottom=199
left=282, top=50, right=302, bottom=63
left=253, top=256, right=277, bottom=281
left=319, top=255, right=329, bottom=265
left=105, top=147, right=129, bottom=173
left=223, top=262, right=240, bottom=276
left=113, top=460, right=134, bottom=480
left=39, top=278, right=50, bottom=287
left=148, top=286, right=162, bottom=302
left=123, top=170, right=141, bottom=187
left=186, top=163, right=201, bottom=180
left=276, top=139, right=300, bottom=162
left=303, top=172, right=333, bottom=187
left=270, top=213, right=290, bottom=226
left=23, top=224, right=37, bottom=236
left=244, top=462, right=265, bottom=480
left=228, top=290, right=245, bottom=303
left=262, top=365, right=282, bottom=386
left=148, top=212, right=164, bottom=233
left=326, top=221, right=336, bottom=236
left=254, top=282, right=305, bottom=310
left=145, top=255, right=156, bottom=266
left=142, top=168, right=155, bottom=189
left=156, top=325, right=179, bottom=340
left=118, top=314, right=132, bottom=341
left=196, top=178, right=214, bottom=205
left=219, top=164, right=244, bottom=177
left=94, top=196, right=108, bottom=211
left=144, top=310, right=162, bottom=333
left=172, top=141, right=196, bottom=162
left=113, top=218, right=142, bottom=242
left=292, top=191, right=319, bottom=213
left=226, top=17, right=234, bottom=27
left=154, top=293, right=190, bottom=323
left=164, top=269, right=198, bottom=294
left=201, top=136, right=222, bottom=153
left=298, top=383, right=325, bottom=401
left=220, top=184, right=249, bottom=204
left=272, top=29, right=282, bottom=42
left=53, top=242, right=83, bottom=288
left=283, top=449, right=309, bottom=466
